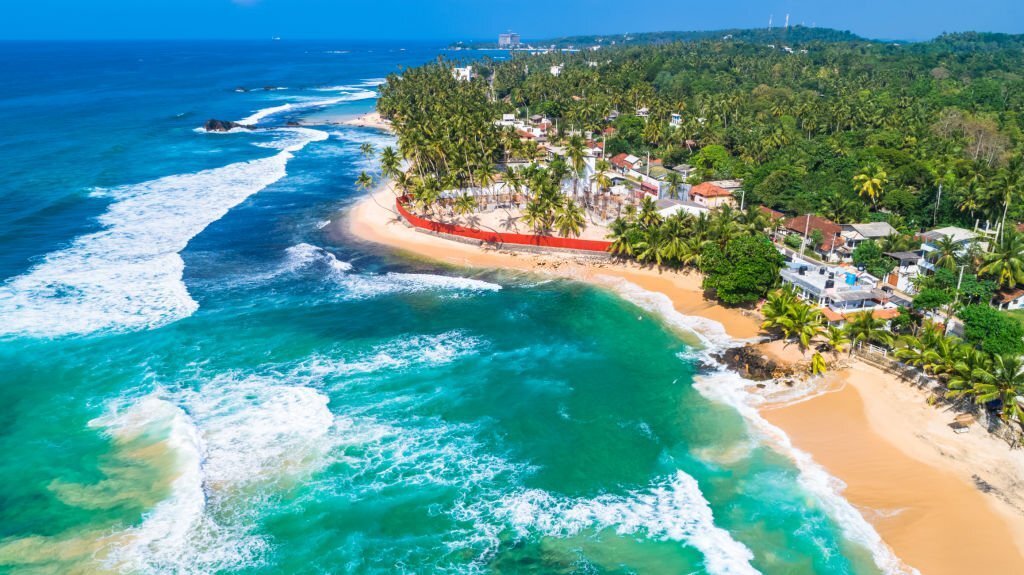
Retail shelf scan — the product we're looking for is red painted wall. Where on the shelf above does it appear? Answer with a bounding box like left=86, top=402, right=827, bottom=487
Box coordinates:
left=395, top=197, right=612, bottom=253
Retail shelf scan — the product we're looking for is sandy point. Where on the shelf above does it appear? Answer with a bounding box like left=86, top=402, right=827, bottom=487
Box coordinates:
left=343, top=184, right=1024, bottom=575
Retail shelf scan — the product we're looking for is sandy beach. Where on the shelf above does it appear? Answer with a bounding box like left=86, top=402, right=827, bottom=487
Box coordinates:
left=343, top=183, right=1024, bottom=574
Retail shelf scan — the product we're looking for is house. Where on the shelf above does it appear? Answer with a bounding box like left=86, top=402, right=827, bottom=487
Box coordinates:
left=758, top=206, right=786, bottom=222
left=841, top=222, right=899, bottom=251
left=707, top=179, right=743, bottom=193
left=656, top=198, right=710, bottom=218
left=496, top=113, right=517, bottom=127
left=602, top=126, right=617, bottom=136
left=636, top=107, right=649, bottom=118
left=671, top=164, right=694, bottom=180
left=882, top=251, right=923, bottom=294
left=550, top=64, right=564, bottom=76
left=610, top=153, right=642, bottom=173
left=689, top=182, right=736, bottom=209
left=670, top=113, right=682, bottom=127
left=783, top=215, right=845, bottom=259
left=919, top=226, right=979, bottom=273
left=585, top=140, right=604, bottom=157
left=452, top=66, right=473, bottom=82
left=780, top=261, right=897, bottom=323
left=994, top=288, right=1024, bottom=311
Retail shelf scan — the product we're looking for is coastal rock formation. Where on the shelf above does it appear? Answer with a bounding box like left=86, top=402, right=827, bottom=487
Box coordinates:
left=715, top=345, right=779, bottom=380
left=204, top=119, right=252, bottom=132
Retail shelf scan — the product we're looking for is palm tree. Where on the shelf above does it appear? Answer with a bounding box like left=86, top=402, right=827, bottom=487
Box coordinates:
left=969, top=354, right=1024, bottom=422
left=979, top=231, right=1024, bottom=288
left=665, top=171, right=684, bottom=200
left=853, top=167, right=888, bottom=208
left=777, top=304, right=825, bottom=355
left=554, top=200, right=586, bottom=238
left=760, top=287, right=799, bottom=335
left=820, top=192, right=859, bottom=224
left=927, top=235, right=961, bottom=272
left=810, top=352, right=828, bottom=375
left=845, top=311, right=893, bottom=354
left=453, top=193, right=477, bottom=223
left=356, top=171, right=375, bottom=193
left=379, top=146, right=401, bottom=180
left=946, top=346, right=992, bottom=403
left=359, top=142, right=376, bottom=161
left=824, top=326, right=851, bottom=358
left=637, top=196, right=662, bottom=229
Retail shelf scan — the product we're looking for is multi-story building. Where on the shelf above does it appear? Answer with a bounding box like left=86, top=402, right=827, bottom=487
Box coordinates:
left=498, top=32, right=521, bottom=49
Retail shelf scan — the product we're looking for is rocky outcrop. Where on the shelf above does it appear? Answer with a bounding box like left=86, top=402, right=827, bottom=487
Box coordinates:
left=204, top=119, right=252, bottom=132
left=715, top=345, right=779, bottom=381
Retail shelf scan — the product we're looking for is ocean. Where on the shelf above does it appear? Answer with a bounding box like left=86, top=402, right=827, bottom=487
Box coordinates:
left=0, top=41, right=902, bottom=574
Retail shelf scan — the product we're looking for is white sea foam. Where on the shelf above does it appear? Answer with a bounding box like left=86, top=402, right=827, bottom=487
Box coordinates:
left=0, top=128, right=328, bottom=338
left=238, top=91, right=375, bottom=125
left=693, top=370, right=919, bottom=575
left=283, top=242, right=353, bottom=274
left=313, top=78, right=384, bottom=92
left=298, top=330, right=486, bottom=380
left=590, top=277, right=918, bottom=575
left=595, top=275, right=739, bottom=351
left=92, top=394, right=269, bottom=575
left=488, top=472, right=759, bottom=575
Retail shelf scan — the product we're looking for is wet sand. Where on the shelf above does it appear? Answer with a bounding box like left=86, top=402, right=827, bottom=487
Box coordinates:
left=343, top=183, right=1024, bottom=575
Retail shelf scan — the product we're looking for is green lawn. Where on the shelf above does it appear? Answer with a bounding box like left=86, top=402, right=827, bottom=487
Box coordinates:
left=1002, top=309, right=1024, bottom=328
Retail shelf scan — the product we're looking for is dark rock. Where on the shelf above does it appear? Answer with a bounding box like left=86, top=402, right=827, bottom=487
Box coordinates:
left=204, top=119, right=252, bottom=132
left=714, top=345, right=778, bottom=381
left=285, top=121, right=301, bottom=127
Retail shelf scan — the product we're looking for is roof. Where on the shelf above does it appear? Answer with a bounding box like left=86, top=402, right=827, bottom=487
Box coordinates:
left=995, top=289, right=1024, bottom=304
left=690, top=182, right=732, bottom=198
left=844, top=222, right=898, bottom=239
left=672, top=164, right=693, bottom=174
left=515, top=129, right=535, bottom=139
left=885, top=251, right=922, bottom=262
left=708, top=179, right=743, bottom=191
left=821, top=308, right=845, bottom=322
left=921, top=226, right=977, bottom=244
left=785, top=215, right=844, bottom=251
left=758, top=206, right=786, bottom=221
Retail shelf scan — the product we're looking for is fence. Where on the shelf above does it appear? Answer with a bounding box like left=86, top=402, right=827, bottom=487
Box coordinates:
left=395, top=197, right=613, bottom=254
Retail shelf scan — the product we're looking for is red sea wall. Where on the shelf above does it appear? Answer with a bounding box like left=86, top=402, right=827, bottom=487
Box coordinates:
left=396, top=197, right=612, bottom=254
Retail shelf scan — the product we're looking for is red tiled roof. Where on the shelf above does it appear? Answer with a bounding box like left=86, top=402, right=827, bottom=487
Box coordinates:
left=995, top=288, right=1024, bottom=304
left=821, top=308, right=845, bottom=322
left=603, top=126, right=617, bottom=135
left=758, top=206, right=786, bottom=220
left=610, top=153, right=633, bottom=169
left=516, top=129, right=535, bottom=139
left=785, top=214, right=844, bottom=251
left=690, top=182, right=732, bottom=198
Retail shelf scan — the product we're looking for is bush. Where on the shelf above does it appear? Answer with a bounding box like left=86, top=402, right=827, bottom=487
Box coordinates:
left=852, top=240, right=895, bottom=279
left=913, top=288, right=952, bottom=311
left=784, top=233, right=803, bottom=249
left=701, top=235, right=786, bottom=306
left=959, top=304, right=1024, bottom=356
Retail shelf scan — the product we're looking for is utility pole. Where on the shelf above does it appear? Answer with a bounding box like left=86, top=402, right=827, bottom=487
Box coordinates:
left=933, top=183, right=942, bottom=227
left=945, top=264, right=967, bottom=336
left=801, top=213, right=811, bottom=256
left=739, top=189, right=746, bottom=211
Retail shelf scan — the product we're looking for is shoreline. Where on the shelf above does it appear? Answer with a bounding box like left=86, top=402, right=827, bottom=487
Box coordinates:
left=342, top=183, right=1024, bottom=574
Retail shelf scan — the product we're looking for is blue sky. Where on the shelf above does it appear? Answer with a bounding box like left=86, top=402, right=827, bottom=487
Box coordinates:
left=3, top=0, right=1022, bottom=41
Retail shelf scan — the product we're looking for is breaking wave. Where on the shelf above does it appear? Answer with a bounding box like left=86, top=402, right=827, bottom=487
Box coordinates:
left=0, top=128, right=328, bottom=339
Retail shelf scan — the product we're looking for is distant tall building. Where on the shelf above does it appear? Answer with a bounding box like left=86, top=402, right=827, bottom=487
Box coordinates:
left=498, top=32, right=521, bottom=49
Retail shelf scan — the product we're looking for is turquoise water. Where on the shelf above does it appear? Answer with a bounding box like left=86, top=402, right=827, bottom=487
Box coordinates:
left=0, top=42, right=899, bottom=574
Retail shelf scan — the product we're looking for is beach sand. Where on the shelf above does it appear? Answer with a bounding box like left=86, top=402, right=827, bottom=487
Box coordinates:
left=343, top=183, right=1024, bottom=574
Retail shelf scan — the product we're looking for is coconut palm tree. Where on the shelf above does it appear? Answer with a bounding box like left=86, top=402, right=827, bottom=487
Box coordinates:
left=845, top=311, right=893, bottom=354
left=927, top=235, right=961, bottom=272
left=356, top=171, right=375, bottom=193
left=554, top=200, right=586, bottom=238
left=969, top=354, right=1024, bottom=422
left=760, top=287, right=799, bottom=334
left=853, top=167, right=887, bottom=208
left=665, top=171, right=684, bottom=200
left=946, top=346, right=992, bottom=403
left=811, top=352, right=828, bottom=375
left=637, top=196, right=662, bottom=229
left=979, top=231, right=1024, bottom=288
left=379, top=146, right=401, bottom=180
left=453, top=193, right=477, bottom=223
left=360, top=142, right=376, bottom=161
left=777, top=304, right=825, bottom=354
left=824, top=325, right=851, bottom=358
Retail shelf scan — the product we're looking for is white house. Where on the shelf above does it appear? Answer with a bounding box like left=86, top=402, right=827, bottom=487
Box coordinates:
left=841, top=222, right=899, bottom=251
left=882, top=250, right=923, bottom=294
left=919, top=226, right=979, bottom=272
left=670, top=113, right=682, bottom=127
left=550, top=64, right=564, bottom=76
left=994, top=289, right=1024, bottom=311
left=452, top=66, right=474, bottom=82
left=636, top=107, right=650, bottom=118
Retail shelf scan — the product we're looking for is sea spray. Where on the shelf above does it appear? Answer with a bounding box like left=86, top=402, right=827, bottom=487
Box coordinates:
left=0, top=128, right=327, bottom=338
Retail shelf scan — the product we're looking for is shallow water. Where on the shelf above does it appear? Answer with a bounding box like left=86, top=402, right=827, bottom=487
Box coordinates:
left=0, top=41, right=896, bottom=575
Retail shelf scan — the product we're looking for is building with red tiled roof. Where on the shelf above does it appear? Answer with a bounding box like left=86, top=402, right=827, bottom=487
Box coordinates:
left=690, top=182, right=736, bottom=209
left=758, top=206, right=786, bottom=221
left=610, top=153, right=642, bottom=172
left=784, top=215, right=845, bottom=256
